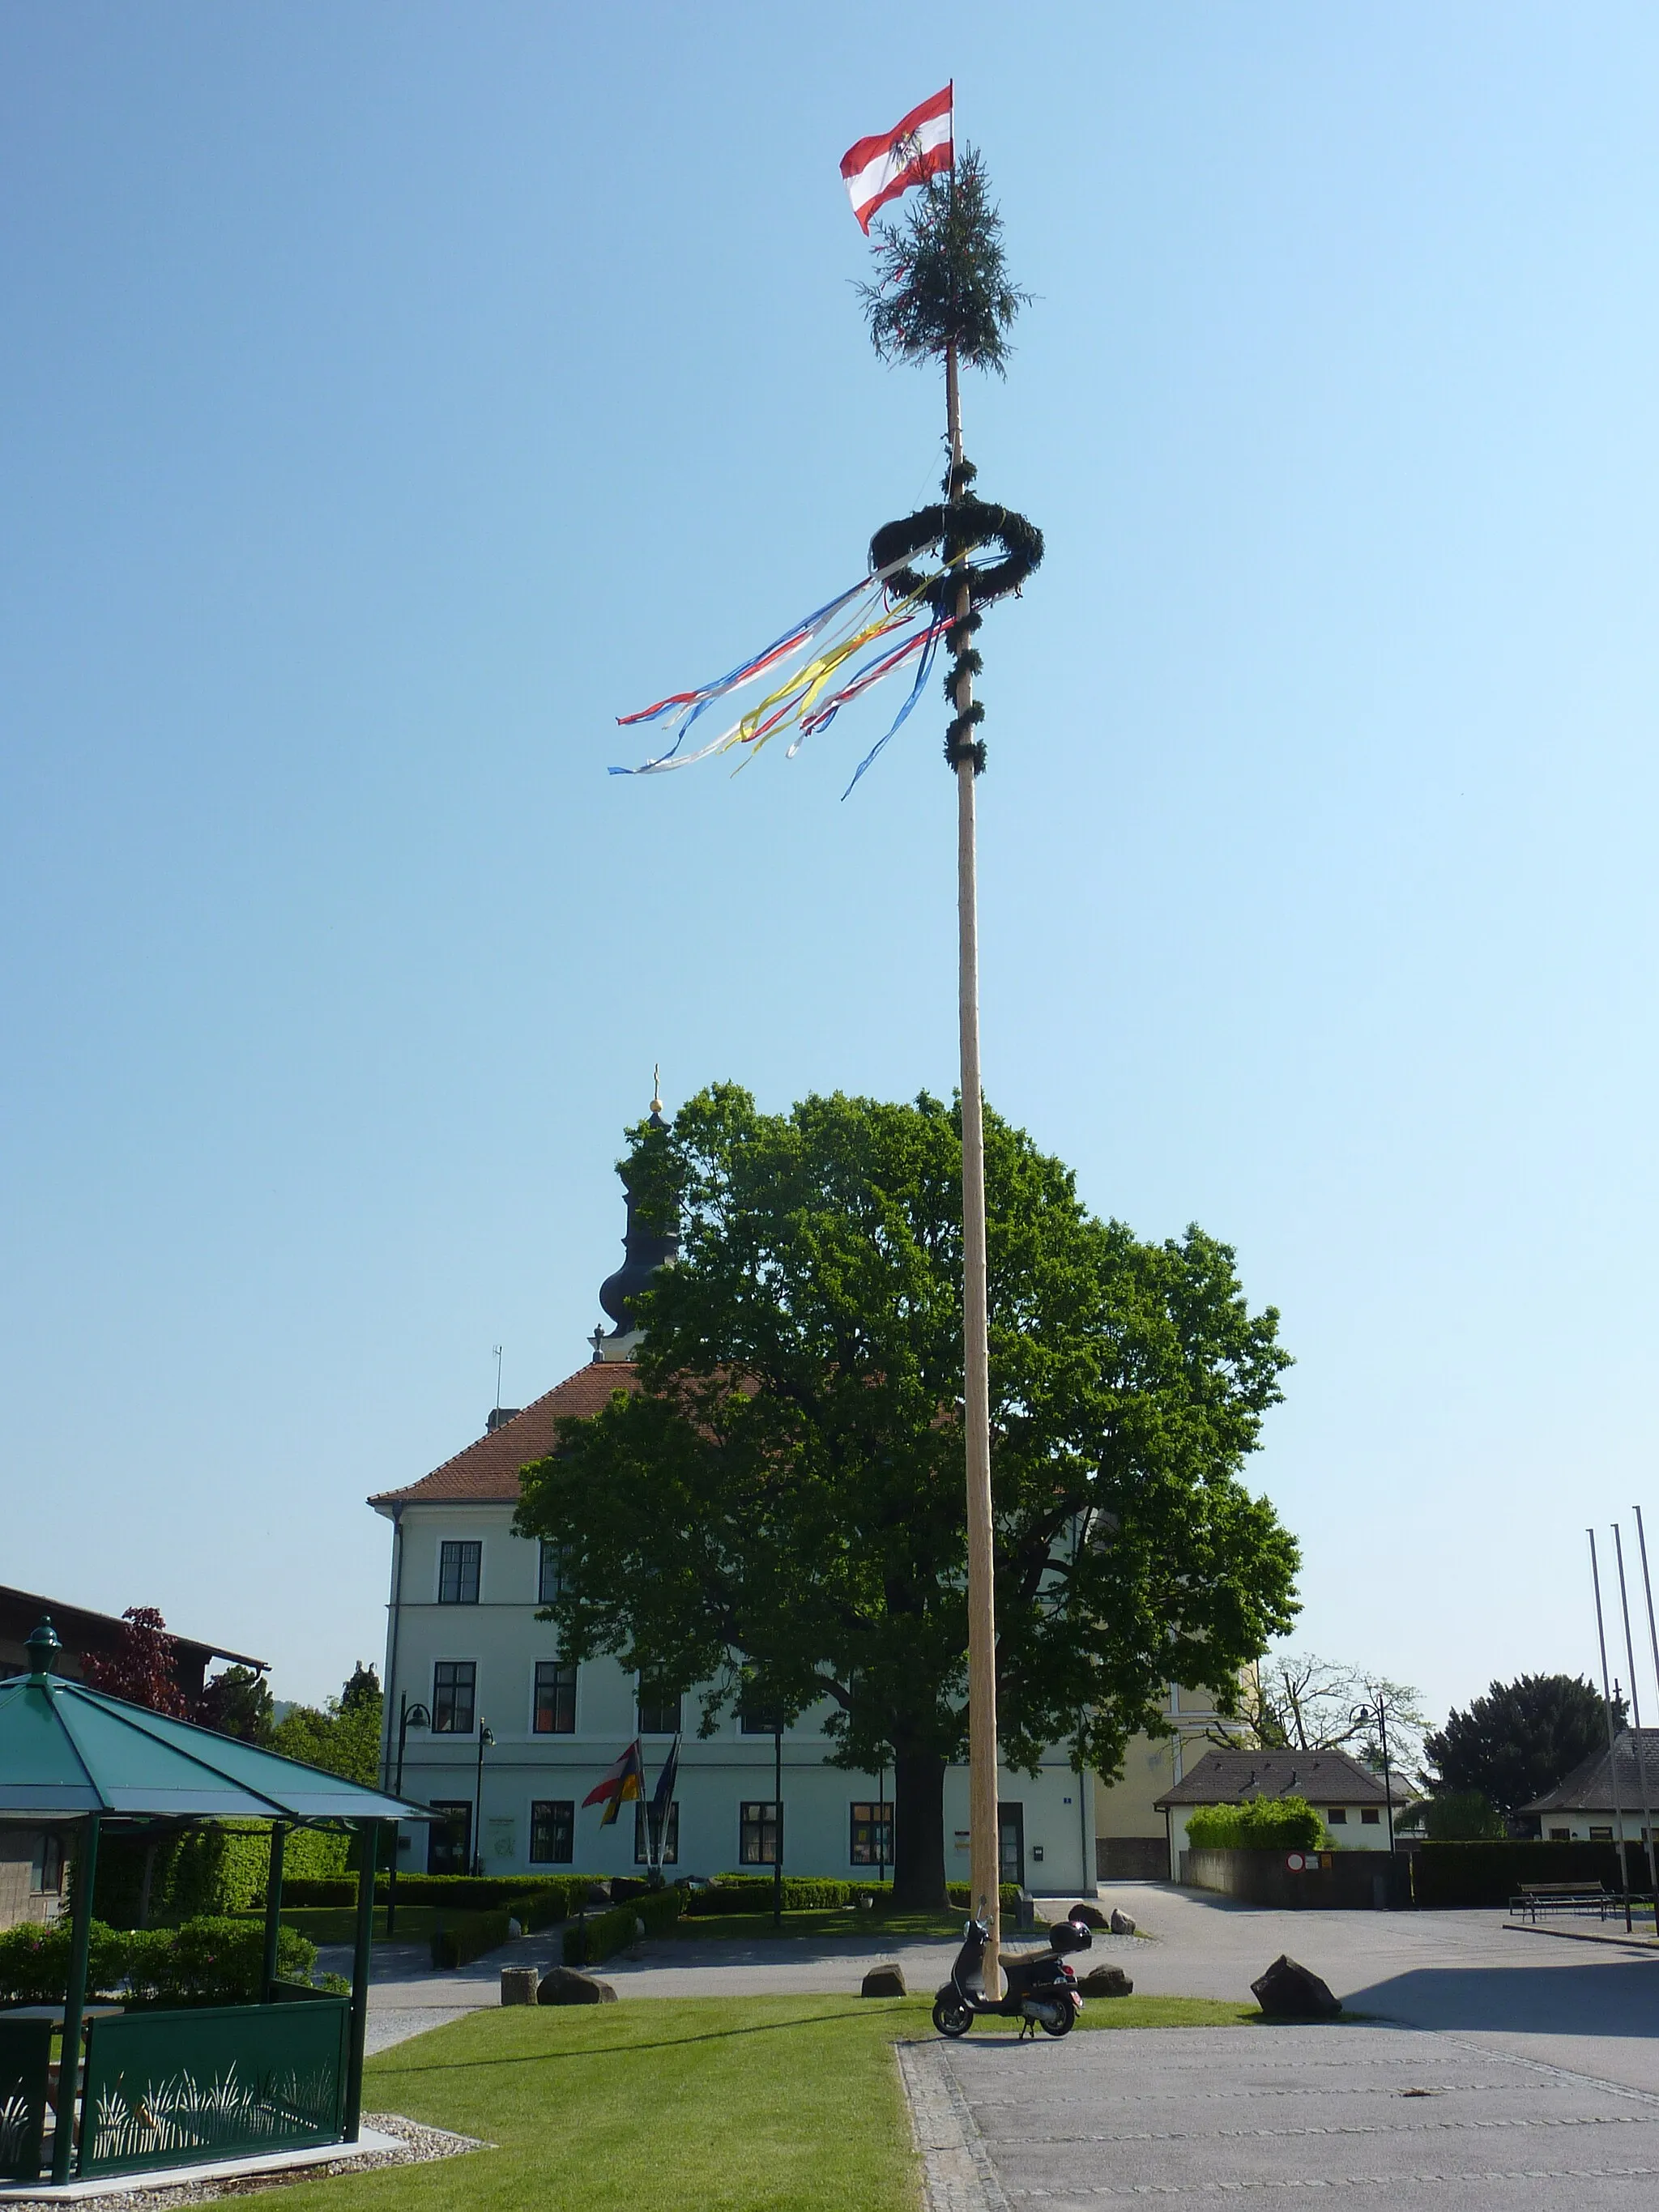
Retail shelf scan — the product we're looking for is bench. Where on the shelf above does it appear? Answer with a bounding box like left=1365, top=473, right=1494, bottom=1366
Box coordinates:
left=1511, top=1883, right=1618, bottom=1922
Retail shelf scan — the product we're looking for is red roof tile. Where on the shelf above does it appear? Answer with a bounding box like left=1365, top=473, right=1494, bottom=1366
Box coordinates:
left=369, top=1363, right=639, bottom=1508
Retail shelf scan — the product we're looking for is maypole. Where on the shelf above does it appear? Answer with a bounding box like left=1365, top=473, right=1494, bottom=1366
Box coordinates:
left=855, top=101, right=1038, bottom=1993
left=608, top=91, right=1041, bottom=1978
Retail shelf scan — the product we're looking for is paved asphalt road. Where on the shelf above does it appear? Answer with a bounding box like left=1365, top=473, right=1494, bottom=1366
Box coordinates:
left=926, top=2021, right=1659, bottom=2210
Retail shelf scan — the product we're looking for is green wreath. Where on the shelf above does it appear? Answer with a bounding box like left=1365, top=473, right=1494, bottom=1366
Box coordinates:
left=868, top=460, right=1043, bottom=772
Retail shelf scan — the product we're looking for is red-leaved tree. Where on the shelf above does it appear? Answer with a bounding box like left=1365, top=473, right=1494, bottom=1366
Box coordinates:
left=82, top=1607, right=190, bottom=1717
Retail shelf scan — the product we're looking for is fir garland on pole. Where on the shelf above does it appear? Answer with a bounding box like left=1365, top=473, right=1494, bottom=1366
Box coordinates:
left=859, top=135, right=1042, bottom=1992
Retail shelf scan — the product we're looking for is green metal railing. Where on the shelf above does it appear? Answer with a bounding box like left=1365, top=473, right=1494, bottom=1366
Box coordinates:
left=0, top=2018, right=52, bottom=2181
left=79, top=1999, right=348, bottom=2176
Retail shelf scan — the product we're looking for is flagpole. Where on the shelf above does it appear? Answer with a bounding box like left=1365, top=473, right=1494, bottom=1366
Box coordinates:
left=947, top=335, right=1001, bottom=1997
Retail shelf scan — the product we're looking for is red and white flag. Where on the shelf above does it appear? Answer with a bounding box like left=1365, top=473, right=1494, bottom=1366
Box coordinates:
left=840, top=84, right=953, bottom=235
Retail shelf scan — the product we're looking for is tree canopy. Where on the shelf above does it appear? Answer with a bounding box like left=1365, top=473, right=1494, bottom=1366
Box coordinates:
left=1214, top=1652, right=1427, bottom=1778
left=267, top=1664, right=383, bottom=1786
left=515, top=1085, right=1300, bottom=1904
left=1423, top=1673, right=1620, bottom=1815
left=82, top=1607, right=190, bottom=1719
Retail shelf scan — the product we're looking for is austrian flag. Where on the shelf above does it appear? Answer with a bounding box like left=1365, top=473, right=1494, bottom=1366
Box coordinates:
left=840, top=84, right=953, bottom=234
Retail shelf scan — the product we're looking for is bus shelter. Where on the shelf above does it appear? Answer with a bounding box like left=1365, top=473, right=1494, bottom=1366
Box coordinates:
left=0, top=1620, right=430, bottom=2190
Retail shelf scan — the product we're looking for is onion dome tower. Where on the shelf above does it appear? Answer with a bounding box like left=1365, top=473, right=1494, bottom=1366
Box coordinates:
left=591, top=1074, right=680, bottom=1363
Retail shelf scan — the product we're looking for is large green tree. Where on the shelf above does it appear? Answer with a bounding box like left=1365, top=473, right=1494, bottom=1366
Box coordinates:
left=1423, top=1674, right=1620, bottom=1816
left=516, top=1086, right=1299, bottom=1906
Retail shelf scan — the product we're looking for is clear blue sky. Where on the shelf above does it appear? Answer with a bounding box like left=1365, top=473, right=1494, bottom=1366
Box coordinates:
left=6, top=5, right=1657, bottom=1727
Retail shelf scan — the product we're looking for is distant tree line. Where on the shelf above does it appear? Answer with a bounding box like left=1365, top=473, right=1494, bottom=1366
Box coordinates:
left=82, top=1605, right=382, bottom=1785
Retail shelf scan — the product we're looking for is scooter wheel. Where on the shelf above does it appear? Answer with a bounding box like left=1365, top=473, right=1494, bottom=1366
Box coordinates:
left=1038, top=2006, right=1074, bottom=2038
left=932, top=1995, right=974, bottom=2038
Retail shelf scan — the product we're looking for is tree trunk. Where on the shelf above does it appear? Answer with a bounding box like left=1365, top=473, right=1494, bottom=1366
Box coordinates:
left=892, top=1747, right=949, bottom=1909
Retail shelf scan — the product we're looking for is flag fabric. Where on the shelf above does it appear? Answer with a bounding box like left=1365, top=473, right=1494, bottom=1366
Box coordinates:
left=840, top=84, right=953, bottom=234
left=583, top=1740, right=645, bottom=1826
left=650, top=1736, right=680, bottom=1828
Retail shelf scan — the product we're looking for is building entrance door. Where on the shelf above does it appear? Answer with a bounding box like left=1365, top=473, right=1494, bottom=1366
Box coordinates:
left=429, top=1800, right=471, bottom=1875
left=998, top=1801, right=1025, bottom=1890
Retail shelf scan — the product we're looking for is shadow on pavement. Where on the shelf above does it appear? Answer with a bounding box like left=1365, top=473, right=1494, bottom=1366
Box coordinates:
left=1344, top=1958, right=1659, bottom=2037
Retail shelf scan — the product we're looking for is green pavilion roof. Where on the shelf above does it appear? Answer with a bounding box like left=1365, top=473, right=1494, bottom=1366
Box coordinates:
left=0, top=1622, right=429, bottom=1825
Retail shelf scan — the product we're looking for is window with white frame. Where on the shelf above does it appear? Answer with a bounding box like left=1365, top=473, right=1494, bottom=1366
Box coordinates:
left=531, top=1801, right=574, bottom=1864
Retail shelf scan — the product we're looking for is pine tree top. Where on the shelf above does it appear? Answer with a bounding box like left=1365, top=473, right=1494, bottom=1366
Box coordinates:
left=857, top=147, right=1030, bottom=377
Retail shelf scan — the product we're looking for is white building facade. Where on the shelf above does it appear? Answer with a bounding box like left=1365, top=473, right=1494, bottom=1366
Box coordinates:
left=372, top=1384, right=1092, bottom=1892
left=372, top=1144, right=1093, bottom=1893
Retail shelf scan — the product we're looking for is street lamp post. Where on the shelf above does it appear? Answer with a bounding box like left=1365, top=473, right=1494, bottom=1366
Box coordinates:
left=772, top=1720, right=784, bottom=1933
left=1353, top=1698, right=1396, bottom=1856
left=473, top=1724, right=495, bottom=1877
left=386, top=1695, right=429, bottom=1935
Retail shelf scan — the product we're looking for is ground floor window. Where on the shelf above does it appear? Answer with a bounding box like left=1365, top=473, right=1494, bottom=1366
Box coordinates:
left=1325, top=1807, right=1348, bottom=1825
left=429, top=1800, right=472, bottom=1874
left=531, top=1800, right=574, bottom=1864
left=850, top=1802, right=893, bottom=1866
left=1360, top=1808, right=1380, bottom=1826
left=1549, top=1827, right=1572, bottom=1841
left=1590, top=1826, right=1614, bottom=1839
left=636, top=1801, right=680, bottom=1865
left=30, top=1832, right=64, bottom=1894
left=740, top=1801, right=781, bottom=1865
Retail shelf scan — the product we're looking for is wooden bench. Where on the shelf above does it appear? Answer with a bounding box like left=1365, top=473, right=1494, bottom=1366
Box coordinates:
left=1511, top=1882, right=1616, bottom=1922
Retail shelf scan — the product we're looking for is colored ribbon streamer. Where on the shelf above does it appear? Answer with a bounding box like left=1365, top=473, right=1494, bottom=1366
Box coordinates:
left=611, top=555, right=978, bottom=791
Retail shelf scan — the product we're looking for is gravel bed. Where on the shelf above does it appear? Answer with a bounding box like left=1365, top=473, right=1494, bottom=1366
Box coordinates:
left=364, top=2006, right=475, bottom=2053
left=5, top=2115, right=483, bottom=2208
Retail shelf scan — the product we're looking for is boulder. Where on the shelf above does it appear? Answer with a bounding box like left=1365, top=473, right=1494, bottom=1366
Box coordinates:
left=505, top=1917, right=523, bottom=1939
left=861, top=1963, right=907, bottom=1997
left=500, top=1966, right=539, bottom=2006
left=1078, top=1965, right=1133, bottom=1998
left=1109, top=1909, right=1137, bottom=1935
left=1250, top=1954, right=1341, bottom=2019
left=583, top=1882, right=612, bottom=1907
left=538, top=1966, right=618, bottom=2005
left=1065, top=1902, right=1108, bottom=1929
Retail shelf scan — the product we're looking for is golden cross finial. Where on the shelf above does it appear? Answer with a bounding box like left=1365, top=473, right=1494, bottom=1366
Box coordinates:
left=651, top=1063, right=663, bottom=1115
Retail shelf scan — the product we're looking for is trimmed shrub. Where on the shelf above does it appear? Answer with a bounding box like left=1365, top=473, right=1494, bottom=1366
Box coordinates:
left=684, top=1877, right=872, bottom=1916
left=124, top=1919, right=318, bottom=2008
left=561, top=1887, right=682, bottom=1966
left=430, top=1911, right=511, bottom=1970
left=1186, top=1797, right=1326, bottom=1852
left=0, top=1916, right=318, bottom=2006
left=288, top=1872, right=599, bottom=1912
left=1415, top=1791, right=1507, bottom=1843
left=0, top=1919, right=129, bottom=2004
left=947, top=1884, right=1024, bottom=1916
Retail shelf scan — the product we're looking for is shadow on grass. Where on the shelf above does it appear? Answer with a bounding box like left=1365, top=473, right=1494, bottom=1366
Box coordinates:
left=373, top=2005, right=894, bottom=2075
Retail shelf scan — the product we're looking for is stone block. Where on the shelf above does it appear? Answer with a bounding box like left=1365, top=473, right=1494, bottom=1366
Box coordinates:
left=1079, top=1965, right=1133, bottom=1997
left=538, top=1966, right=619, bottom=2005
left=500, top=1966, right=539, bottom=2005
left=1250, top=1954, right=1341, bottom=2018
left=1065, top=1902, right=1109, bottom=1929
left=861, top=1963, right=907, bottom=1997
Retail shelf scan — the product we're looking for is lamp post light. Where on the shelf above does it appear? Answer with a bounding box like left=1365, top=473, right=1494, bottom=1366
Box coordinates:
left=385, top=1696, right=429, bottom=1935
left=473, top=1724, right=495, bottom=1877
left=1352, top=1698, right=1396, bottom=1856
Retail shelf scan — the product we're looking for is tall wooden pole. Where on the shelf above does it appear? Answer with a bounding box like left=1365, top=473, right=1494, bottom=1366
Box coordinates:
left=947, top=339, right=1000, bottom=1995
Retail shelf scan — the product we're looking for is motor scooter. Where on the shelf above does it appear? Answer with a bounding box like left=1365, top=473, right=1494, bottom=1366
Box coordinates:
left=932, top=1912, right=1091, bottom=2039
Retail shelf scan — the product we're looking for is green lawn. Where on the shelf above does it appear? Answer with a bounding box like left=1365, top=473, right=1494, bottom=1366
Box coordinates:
left=269, top=1993, right=1266, bottom=2212
left=674, top=1906, right=966, bottom=1944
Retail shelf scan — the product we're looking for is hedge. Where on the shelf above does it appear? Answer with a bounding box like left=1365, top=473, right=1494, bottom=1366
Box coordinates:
left=430, top=1910, right=512, bottom=1969
left=90, top=1823, right=355, bottom=1928
left=0, top=1916, right=319, bottom=2005
left=947, top=1884, right=1024, bottom=1916
left=562, top=1886, right=684, bottom=1967
left=285, top=1872, right=603, bottom=1912
left=1185, top=1797, right=1326, bottom=1852
left=1410, top=1839, right=1640, bottom=1909
left=684, top=1877, right=883, bottom=1916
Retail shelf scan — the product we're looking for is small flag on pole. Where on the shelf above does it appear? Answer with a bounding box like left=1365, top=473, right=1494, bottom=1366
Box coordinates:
left=583, top=1740, right=645, bottom=1827
left=840, top=84, right=953, bottom=234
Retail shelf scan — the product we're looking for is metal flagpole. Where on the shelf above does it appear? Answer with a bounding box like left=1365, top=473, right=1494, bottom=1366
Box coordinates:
left=945, top=333, right=1001, bottom=1996
left=1636, top=1504, right=1659, bottom=1935
left=1612, top=1524, right=1659, bottom=1912
left=1589, top=1530, right=1632, bottom=1931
